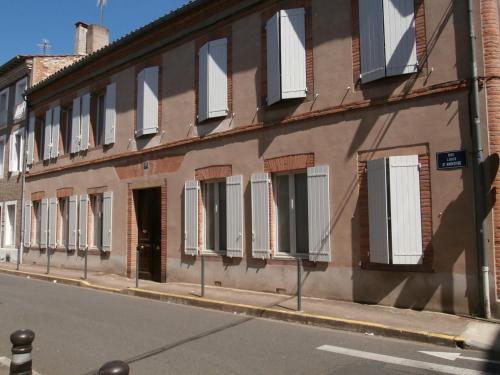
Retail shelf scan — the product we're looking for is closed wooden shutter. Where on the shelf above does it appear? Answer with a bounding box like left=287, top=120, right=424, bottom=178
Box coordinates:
left=102, top=191, right=113, bottom=251
left=23, top=201, right=31, bottom=248
left=226, top=175, right=243, bottom=258
left=48, top=198, right=57, bottom=249
left=383, top=0, right=418, bottom=76
left=184, top=180, right=199, bottom=256
left=136, top=67, right=159, bottom=136
left=251, top=173, right=270, bottom=259
left=280, top=8, right=307, bottom=100
left=26, top=114, right=35, bottom=166
left=51, top=106, right=60, bottom=159
left=307, top=166, right=331, bottom=262
left=388, top=155, right=423, bottom=264
left=80, top=93, right=91, bottom=151
left=367, top=158, right=390, bottom=264
left=40, top=198, right=49, bottom=249
left=104, top=82, right=116, bottom=145
left=71, top=97, right=81, bottom=154
left=358, top=0, right=386, bottom=83
left=79, top=194, right=89, bottom=250
left=8, top=133, right=19, bottom=172
left=207, top=38, right=229, bottom=119
left=198, top=43, right=209, bottom=122
left=68, top=195, right=78, bottom=250
left=43, top=109, right=52, bottom=161
left=266, top=12, right=281, bottom=105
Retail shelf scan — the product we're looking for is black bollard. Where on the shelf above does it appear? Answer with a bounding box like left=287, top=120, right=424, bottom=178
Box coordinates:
left=9, top=329, right=35, bottom=375
left=99, top=360, right=130, bottom=375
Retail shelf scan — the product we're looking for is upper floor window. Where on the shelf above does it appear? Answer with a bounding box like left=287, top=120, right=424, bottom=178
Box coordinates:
left=71, top=94, right=91, bottom=154
left=266, top=8, right=307, bottom=105
left=13, top=78, right=27, bottom=120
left=94, top=93, right=106, bottom=146
left=0, top=136, right=6, bottom=178
left=43, top=106, right=61, bottom=161
left=136, top=68, right=159, bottom=137
left=0, top=88, right=9, bottom=128
left=358, top=0, right=418, bottom=83
left=8, top=129, right=23, bottom=174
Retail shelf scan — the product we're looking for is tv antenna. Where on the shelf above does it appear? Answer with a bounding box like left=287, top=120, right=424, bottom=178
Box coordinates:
left=37, top=39, right=51, bottom=55
left=97, top=0, right=107, bottom=25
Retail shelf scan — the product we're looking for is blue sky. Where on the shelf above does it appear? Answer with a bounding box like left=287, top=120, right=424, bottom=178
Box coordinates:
left=0, top=0, right=191, bottom=65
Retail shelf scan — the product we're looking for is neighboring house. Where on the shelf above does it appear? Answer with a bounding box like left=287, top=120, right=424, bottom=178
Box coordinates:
left=22, top=0, right=500, bottom=319
left=0, top=54, right=81, bottom=263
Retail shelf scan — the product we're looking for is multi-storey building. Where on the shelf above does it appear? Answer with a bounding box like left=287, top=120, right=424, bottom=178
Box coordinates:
left=0, top=54, right=82, bottom=263
left=22, top=0, right=500, bottom=318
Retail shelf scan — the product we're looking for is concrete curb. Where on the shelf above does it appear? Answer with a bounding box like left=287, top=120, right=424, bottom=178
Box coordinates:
left=0, top=267, right=466, bottom=349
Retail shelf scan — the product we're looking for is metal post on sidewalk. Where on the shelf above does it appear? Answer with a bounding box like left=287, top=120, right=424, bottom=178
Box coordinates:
left=99, top=360, right=129, bottom=375
left=201, top=254, right=205, bottom=297
left=9, top=329, right=35, bottom=375
left=83, top=249, right=88, bottom=280
left=46, top=248, right=51, bottom=275
left=135, top=247, right=140, bottom=288
left=297, top=257, right=302, bottom=312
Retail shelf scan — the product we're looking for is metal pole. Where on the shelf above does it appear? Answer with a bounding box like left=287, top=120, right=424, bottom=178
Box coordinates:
left=18, top=91, right=30, bottom=272
left=297, top=258, right=302, bottom=311
left=135, top=248, right=139, bottom=289
left=46, top=248, right=50, bottom=275
left=467, top=0, right=491, bottom=319
left=99, top=360, right=129, bottom=375
left=9, top=329, right=35, bottom=375
left=84, top=249, right=88, bottom=280
left=201, top=254, right=205, bottom=297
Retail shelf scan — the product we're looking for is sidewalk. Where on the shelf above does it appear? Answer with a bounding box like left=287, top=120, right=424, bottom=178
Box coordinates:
left=1, top=262, right=499, bottom=353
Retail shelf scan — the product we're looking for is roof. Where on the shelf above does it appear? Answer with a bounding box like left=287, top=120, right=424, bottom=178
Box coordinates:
left=27, top=0, right=209, bottom=94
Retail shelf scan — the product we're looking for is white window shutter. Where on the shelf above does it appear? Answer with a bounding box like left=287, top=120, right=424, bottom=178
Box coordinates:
left=40, top=198, right=49, bottom=249
left=358, top=0, right=386, bottom=83
left=207, top=38, right=229, bottom=119
left=68, top=195, right=78, bottom=250
left=226, top=175, right=244, bottom=258
left=51, top=106, right=60, bottom=159
left=251, top=173, right=270, bottom=259
left=198, top=43, right=209, bottom=122
left=71, top=97, right=81, bottom=153
left=102, top=191, right=113, bottom=251
left=104, top=82, right=116, bottom=145
left=388, top=155, right=423, bottom=264
left=184, top=180, right=199, bottom=256
left=383, top=0, right=418, bottom=76
left=266, top=12, right=281, bottom=105
left=307, top=166, right=331, bottom=262
left=43, top=109, right=52, bottom=161
left=79, top=194, right=89, bottom=250
left=280, top=8, right=307, bottom=100
left=136, top=67, right=159, bottom=136
left=367, top=158, right=390, bottom=264
left=48, top=197, right=57, bottom=249
left=23, top=201, right=32, bottom=248
left=14, top=78, right=27, bottom=120
left=8, top=134, right=18, bottom=172
left=80, top=93, right=91, bottom=151
left=26, top=114, right=35, bottom=166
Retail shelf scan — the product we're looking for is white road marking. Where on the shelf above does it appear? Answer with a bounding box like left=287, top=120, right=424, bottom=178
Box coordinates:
left=317, top=345, right=495, bottom=375
left=420, top=351, right=500, bottom=366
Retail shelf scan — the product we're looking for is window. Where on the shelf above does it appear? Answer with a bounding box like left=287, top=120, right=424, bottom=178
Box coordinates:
left=0, top=136, right=6, bottom=178
left=13, top=78, right=27, bottom=120
left=90, top=194, right=103, bottom=250
left=367, top=155, right=423, bottom=265
left=273, top=172, right=309, bottom=256
left=266, top=8, right=307, bottom=105
left=198, top=38, right=229, bottom=122
left=31, top=201, right=41, bottom=246
left=8, top=129, right=23, bottom=173
left=202, top=181, right=227, bottom=253
left=0, top=88, right=9, bottom=127
left=136, top=67, right=159, bottom=136
left=70, top=94, right=90, bottom=153
left=57, top=198, right=69, bottom=249
left=59, top=106, right=73, bottom=155
left=358, top=0, right=418, bottom=83
left=3, top=202, right=16, bottom=247
left=94, top=93, right=105, bottom=146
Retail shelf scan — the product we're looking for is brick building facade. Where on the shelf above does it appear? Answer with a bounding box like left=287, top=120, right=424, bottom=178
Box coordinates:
left=21, top=0, right=500, bottom=318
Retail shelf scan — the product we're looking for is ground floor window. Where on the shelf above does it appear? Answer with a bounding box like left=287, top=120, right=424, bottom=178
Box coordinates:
left=3, top=202, right=16, bottom=247
left=57, top=197, right=69, bottom=249
left=273, top=172, right=309, bottom=256
left=202, top=181, right=226, bottom=253
left=90, top=194, right=103, bottom=250
left=31, top=201, right=41, bottom=246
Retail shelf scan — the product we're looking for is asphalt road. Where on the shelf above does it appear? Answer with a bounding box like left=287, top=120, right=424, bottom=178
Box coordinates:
left=0, top=273, right=499, bottom=375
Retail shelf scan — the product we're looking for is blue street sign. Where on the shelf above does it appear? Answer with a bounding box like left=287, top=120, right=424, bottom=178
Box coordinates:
left=436, top=150, right=467, bottom=170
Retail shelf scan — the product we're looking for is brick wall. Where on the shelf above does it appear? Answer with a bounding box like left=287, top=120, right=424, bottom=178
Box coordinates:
left=32, top=56, right=82, bottom=86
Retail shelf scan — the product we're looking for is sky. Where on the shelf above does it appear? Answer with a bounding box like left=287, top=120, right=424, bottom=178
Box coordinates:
left=0, top=0, right=191, bottom=65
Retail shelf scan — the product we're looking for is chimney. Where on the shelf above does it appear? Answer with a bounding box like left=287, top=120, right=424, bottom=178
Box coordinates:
left=86, top=24, right=109, bottom=54
left=74, top=22, right=88, bottom=55
left=74, top=22, right=109, bottom=55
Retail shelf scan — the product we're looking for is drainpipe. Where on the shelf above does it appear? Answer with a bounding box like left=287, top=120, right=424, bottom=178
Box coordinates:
left=467, top=0, right=491, bottom=319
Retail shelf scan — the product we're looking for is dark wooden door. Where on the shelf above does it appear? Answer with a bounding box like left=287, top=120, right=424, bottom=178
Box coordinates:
left=136, top=188, right=162, bottom=282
